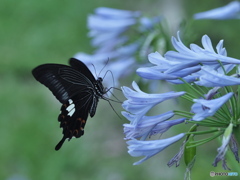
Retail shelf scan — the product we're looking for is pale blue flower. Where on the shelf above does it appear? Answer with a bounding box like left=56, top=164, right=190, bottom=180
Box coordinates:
left=229, top=135, right=239, bottom=162
left=88, top=7, right=140, bottom=34
left=122, top=81, right=185, bottom=124
left=113, top=43, right=140, bottom=57
left=167, top=140, right=186, bottom=167
left=137, top=32, right=240, bottom=84
left=122, top=82, right=186, bottom=165
left=127, top=133, right=185, bottom=165
left=75, top=7, right=162, bottom=88
left=122, top=111, right=175, bottom=139
left=212, top=123, right=233, bottom=170
left=195, top=66, right=240, bottom=87
left=89, top=32, right=128, bottom=50
left=137, top=51, right=201, bottom=80
left=74, top=53, right=134, bottom=88
left=137, top=61, right=201, bottom=81
left=191, top=92, right=233, bottom=121
left=88, top=7, right=140, bottom=56
left=204, top=87, right=220, bottom=100
left=123, top=30, right=240, bottom=171
left=94, top=7, right=140, bottom=19
left=73, top=7, right=143, bottom=88
left=139, top=16, right=161, bottom=32
left=165, top=32, right=240, bottom=68
left=194, top=1, right=240, bottom=20
left=166, top=75, right=199, bottom=84
left=149, top=118, right=186, bottom=137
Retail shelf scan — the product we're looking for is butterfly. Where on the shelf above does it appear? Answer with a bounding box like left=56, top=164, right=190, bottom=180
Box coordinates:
left=32, top=58, right=107, bottom=150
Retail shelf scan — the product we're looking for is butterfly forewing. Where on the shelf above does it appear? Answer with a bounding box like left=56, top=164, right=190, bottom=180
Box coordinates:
left=69, top=58, right=96, bottom=82
left=32, top=64, right=72, bottom=103
left=32, top=58, right=96, bottom=103
left=32, top=58, right=105, bottom=150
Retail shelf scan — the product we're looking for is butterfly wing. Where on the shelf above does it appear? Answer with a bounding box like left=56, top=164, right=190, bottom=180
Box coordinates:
left=69, top=58, right=96, bottom=83
left=56, top=91, right=97, bottom=150
left=32, top=58, right=100, bottom=150
left=32, top=58, right=95, bottom=103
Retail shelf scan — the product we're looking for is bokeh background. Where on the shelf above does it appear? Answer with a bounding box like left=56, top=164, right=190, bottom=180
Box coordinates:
left=1, top=0, right=240, bottom=180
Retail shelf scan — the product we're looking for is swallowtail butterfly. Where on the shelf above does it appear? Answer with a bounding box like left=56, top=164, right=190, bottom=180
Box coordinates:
left=32, top=58, right=107, bottom=150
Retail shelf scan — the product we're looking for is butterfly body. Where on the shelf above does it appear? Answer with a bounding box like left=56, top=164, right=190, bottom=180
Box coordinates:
left=32, top=58, right=106, bottom=150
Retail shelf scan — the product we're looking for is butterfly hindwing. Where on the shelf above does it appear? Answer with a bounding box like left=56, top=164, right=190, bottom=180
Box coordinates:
left=55, top=89, right=100, bottom=150
left=32, top=58, right=105, bottom=150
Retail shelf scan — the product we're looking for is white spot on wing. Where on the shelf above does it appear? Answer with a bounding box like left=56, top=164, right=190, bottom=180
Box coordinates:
left=66, top=99, right=75, bottom=117
left=68, top=108, right=75, bottom=117
left=66, top=104, right=75, bottom=111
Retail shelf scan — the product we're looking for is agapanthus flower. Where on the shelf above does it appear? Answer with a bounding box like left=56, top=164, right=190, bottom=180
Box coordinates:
left=122, top=81, right=186, bottom=164
left=194, top=1, right=240, bottom=20
left=74, top=7, right=163, bottom=88
left=191, top=92, right=233, bottom=121
left=127, top=133, right=185, bottom=165
left=74, top=7, right=140, bottom=87
left=212, top=123, right=233, bottom=170
left=137, top=32, right=240, bottom=84
left=122, top=81, right=185, bottom=125
left=87, top=7, right=140, bottom=53
left=122, top=111, right=175, bottom=139
left=122, top=32, right=240, bottom=174
left=123, top=110, right=185, bottom=140
left=195, top=67, right=240, bottom=87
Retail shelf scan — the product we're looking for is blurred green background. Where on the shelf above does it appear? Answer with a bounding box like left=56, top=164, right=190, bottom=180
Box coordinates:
left=1, top=0, right=240, bottom=180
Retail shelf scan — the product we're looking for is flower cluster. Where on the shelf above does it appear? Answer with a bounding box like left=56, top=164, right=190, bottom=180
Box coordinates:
left=74, top=7, right=162, bottom=87
left=122, top=32, right=240, bottom=171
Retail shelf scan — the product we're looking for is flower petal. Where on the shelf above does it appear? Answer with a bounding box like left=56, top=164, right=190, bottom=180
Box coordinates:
left=212, top=123, right=233, bottom=169
left=127, top=133, right=185, bottom=165
left=122, top=82, right=185, bottom=124
left=191, top=92, right=233, bottom=121
left=195, top=67, right=240, bottom=87
left=194, top=1, right=240, bottom=20
left=123, top=111, right=175, bottom=139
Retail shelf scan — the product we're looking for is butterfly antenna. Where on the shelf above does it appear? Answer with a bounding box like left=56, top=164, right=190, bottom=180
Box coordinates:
left=98, top=58, right=110, bottom=77
left=102, top=69, right=117, bottom=88
left=90, top=63, right=98, bottom=78
left=100, top=59, right=122, bottom=94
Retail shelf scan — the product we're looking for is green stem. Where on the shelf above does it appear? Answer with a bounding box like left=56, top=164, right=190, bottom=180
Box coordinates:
left=185, top=129, right=220, bottom=135
left=178, top=78, right=203, bottom=98
left=186, top=131, right=223, bottom=148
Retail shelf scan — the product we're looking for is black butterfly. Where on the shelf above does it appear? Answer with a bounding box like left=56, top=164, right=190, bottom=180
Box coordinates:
left=32, top=58, right=107, bottom=150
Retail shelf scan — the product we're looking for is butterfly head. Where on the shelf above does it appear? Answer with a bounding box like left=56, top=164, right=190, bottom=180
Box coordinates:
left=97, top=77, right=103, bottom=82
